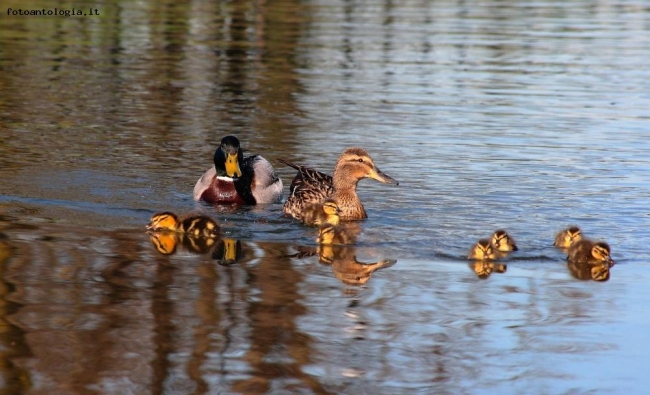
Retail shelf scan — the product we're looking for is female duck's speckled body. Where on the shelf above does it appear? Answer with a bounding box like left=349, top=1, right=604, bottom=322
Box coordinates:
left=566, top=239, right=614, bottom=265
left=194, top=135, right=283, bottom=205
left=554, top=226, right=582, bottom=248
left=281, top=147, right=398, bottom=221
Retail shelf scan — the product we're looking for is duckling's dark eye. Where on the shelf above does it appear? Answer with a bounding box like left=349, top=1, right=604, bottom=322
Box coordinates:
left=357, top=158, right=364, bottom=163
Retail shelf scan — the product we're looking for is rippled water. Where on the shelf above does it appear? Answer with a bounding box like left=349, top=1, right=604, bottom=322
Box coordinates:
left=1, top=0, right=649, bottom=393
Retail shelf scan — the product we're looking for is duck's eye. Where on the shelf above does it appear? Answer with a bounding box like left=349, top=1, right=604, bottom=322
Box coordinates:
left=357, top=158, right=364, bottom=163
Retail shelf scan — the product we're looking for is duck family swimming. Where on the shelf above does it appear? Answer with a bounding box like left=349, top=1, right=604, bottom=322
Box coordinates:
left=149, top=135, right=618, bottom=281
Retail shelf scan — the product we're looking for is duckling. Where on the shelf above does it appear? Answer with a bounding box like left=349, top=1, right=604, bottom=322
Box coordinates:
left=281, top=147, right=398, bottom=221
left=193, top=135, right=283, bottom=205
left=316, top=223, right=357, bottom=246
left=566, top=239, right=614, bottom=265
left=468, top=238, right=499, bottom=260
left=490, top=229, right=518, bottom=252
left=301, top=198, right=342, bottom=227
left=147, top=212, right=220, bottom=238
left=554, top=226, right=582, bottom=248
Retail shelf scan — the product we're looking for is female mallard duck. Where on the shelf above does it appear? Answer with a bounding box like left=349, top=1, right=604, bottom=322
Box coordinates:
left=566, top=239, right=614, bottom=265
left=468, top=238, right=499, bottom=260
left=490, top=229, right=518, bottom=252
left=554, top=226, right=582, bottom=248
left=147, top=212, right=220, bottom=238
left=281, top=147, right=398, bottom=221
left=193, top=135, right=283, bottom=205
left=301, top=198, right=342, bottom=227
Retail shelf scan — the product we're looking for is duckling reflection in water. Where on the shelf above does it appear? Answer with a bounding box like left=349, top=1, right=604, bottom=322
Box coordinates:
left=212, top=238, right=242, bottom=266
left=468, top=239, right=499, bottom=260
left=491, top=229, right=518, bottom=253
left=469, top=261, right=507, bottom=279
left=318, top=245, right=396, bottom=286
left=316, top=222, right=360, bottom=246
left=567, top=260, right=612, bottom=282
left=147, top=212, right=220, bottom=238
left=301, top=198, right=341, bottom=227
left=148, top=231, right=218, bottom=255
left=554, top=226, right=582, bottom=249
left=147, top=212, right=221, bottom=256
left=566, top=239, right=614, bottom=265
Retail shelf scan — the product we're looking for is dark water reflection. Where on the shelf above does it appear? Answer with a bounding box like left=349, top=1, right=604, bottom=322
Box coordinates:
left=2, top=0, right=650, bottom=393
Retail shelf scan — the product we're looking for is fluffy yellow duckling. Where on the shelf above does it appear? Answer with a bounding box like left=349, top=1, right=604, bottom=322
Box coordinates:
left=566, top=239, right=614, bottom=265
left=193, top=135, right=283, bottom=205
left=147, top=212, right=220, bottom=238
left=490, top=229, right=518, bottom=252
left=554, top=226, right=582, bottom=248
left=301, top=198, right=342, bottom=227
left=281, top=147, right=398, bottom=221
left=468, top=238, right=499, bottom=260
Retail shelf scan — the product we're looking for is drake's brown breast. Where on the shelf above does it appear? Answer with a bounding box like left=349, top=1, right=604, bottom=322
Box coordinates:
left=200, top=177, right=246, bottom=204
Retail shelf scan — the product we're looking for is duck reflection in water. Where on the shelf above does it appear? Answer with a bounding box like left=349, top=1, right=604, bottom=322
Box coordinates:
left=567, top=260, right=613, bottom=282
left=211, top=238, right=242, bottom=266
left=318, top=245, right=396, bottom=286
left=469, top=261, right=507, bottom=279
left=146, top=212, right=243, bottom=265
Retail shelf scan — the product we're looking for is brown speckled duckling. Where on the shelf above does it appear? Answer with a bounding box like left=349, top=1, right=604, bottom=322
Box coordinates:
left=554, top=226, right=582, bottom=248
left=468, top=238, right=499, bottom=260
left=147, top=212, right=220, bottom=238
left=566, top=239, right=614, bottom=265
left=490, top=229, right=518, bottom=252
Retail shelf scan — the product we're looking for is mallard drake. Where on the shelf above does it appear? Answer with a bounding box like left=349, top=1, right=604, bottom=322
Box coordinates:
left=280, top=147, right=398, bottom=221
left=468, top=238, right=499, bottom=260
left=566, top=239, right=614, bottom=265
left=554, top=226, right=582, bottom=248
left=490, top=229, right=518, bottom=252
left=147, top=212, right=220, bottom=238
left=301, top=198, right=341, bottom=227
left=193, top=135, right=283, bottom=205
